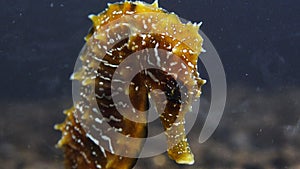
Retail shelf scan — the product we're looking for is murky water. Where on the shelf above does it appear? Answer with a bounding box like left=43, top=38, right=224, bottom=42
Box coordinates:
left=1, top=0, right=299, bottom=168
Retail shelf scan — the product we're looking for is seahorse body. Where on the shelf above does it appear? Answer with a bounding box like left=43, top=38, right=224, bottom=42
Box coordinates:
left=55, top=1, right=205, bottom=169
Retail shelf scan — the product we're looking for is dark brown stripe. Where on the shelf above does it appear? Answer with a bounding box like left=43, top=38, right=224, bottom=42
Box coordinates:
left=129, top=3, right=137, bottom=12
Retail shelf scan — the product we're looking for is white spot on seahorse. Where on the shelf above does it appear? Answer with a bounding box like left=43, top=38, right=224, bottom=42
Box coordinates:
left=154, top=43, right=161, bottom=67
left=148, top=71, right=159, bottom=82
left=101, top=135, right=114, bottom=154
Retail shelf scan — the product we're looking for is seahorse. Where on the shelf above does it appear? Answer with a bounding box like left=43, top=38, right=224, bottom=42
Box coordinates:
left=55, top=1, right=205, bottom=169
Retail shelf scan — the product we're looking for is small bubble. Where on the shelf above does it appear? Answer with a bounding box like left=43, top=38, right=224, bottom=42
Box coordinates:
left=50, top=2, right=54, bottom=7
